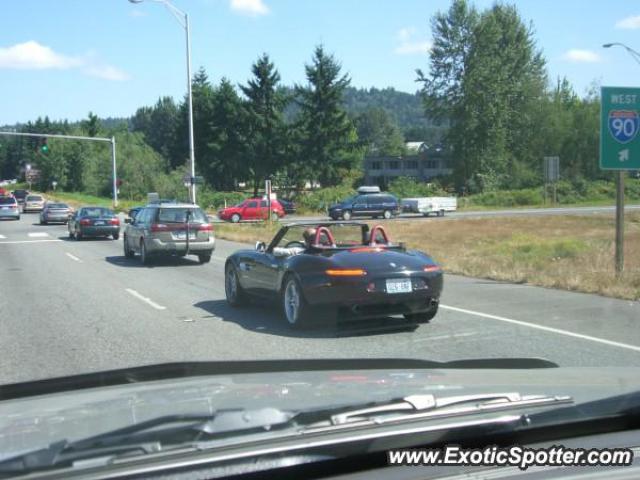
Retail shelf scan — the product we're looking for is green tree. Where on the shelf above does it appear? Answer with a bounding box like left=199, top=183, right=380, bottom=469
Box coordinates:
left=295, top=45, right=361, bottom=188
left=353, top=107, right=405, bottom=156
left=240, top=54, right=288, bottom=195
left=206, top=78, right=249, bottom=190
left=82, top=111, right=101, bottom=137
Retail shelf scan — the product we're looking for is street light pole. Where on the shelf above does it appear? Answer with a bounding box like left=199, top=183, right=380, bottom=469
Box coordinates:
left=185, top=12, right=196, bottom=204
left=603, top=42, right=640, bottom=66
left=129, top=0, right=196, bottom=204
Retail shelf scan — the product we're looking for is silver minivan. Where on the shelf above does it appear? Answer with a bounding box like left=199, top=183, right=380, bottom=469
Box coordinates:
left=123, top=203, right=215, bottom=264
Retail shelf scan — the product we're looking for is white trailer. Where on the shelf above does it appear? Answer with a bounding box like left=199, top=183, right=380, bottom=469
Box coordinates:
left=401, top=197, right=457, bottom=217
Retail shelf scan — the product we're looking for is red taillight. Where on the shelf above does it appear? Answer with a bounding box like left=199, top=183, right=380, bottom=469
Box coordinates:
left=80, top=218, right=91, bottom=226
left=151, top=223, right=169, bottom=232
left=110, top=218, right=120, bottom=225
left=423, top=265, right=441, bottom=273
left=198, top=224, right=213, bottom=232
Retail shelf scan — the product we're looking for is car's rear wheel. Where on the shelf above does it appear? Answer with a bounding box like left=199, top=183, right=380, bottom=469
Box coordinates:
left=342, top=210, right=352, bottom=221
left=140, top=240, right=150, bottom=265
left=225, top=263, right=247, bottom=306
left=198, top=253, right=212, bottom=264
left=123, top=236, right=135, bottom=258
left=112, top=232, right=120, bottom=240
left=404, top=302, right=439, bottom=324
left=76, top=229, right=83, bottom=241
left=383, top=210, right=392, bottom=220
left=282, top=276, right=311, bottom=329
left=438, top=209, right=445, bottom=217
left=231, top=213, right=241, bottom=223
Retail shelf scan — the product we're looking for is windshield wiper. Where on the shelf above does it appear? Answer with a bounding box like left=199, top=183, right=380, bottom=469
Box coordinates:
left=0, top=393, right=573, bottom=477
left=0, top=409, right=294, bottom=477
left=297, top=392, right=573, bottom=430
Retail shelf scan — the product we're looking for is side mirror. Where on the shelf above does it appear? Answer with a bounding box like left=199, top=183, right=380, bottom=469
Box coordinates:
left=125, top=218, right=132, bottom=224
left=255, top=241, right=266, bottom=252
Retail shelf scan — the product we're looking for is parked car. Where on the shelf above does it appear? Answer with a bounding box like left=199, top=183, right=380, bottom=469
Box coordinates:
left=23, top=194, right=46, bottom=213
left=11, top=189, right=29, bottom=206
left=39, top=203, right=72, bottom=224
left=225, top=222, right=442, bottom=329
left=123, top=202, right=215, bottom=264
left=218, top=198, right=285, bottom=223
left=328, top=192, right=400, bottom=220
left=0, top=196, right=20, bottom=220
left=68, top=207, right=120, bottom=240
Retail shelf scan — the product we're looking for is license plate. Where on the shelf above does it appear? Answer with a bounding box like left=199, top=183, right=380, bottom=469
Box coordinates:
left=176, top=231, right=196, bottom=240
left=94, top=221, right=105, bottom=225
left=386, top=279, right=412, bottom=294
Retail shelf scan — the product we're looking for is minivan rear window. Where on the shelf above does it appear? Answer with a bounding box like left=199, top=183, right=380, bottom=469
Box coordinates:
left=0, top=197, right=17, bottom=205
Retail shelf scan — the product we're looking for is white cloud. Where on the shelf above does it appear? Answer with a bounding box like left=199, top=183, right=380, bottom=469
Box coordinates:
left=561, top=49, right=602, bottom=63
left=0, top=40, right=82, bottom=70
left=129, top=9, right=148, bottom=18
left=84, top=65, right=130, bottom=81
left=394, top=27, right=431, bottom=55
left=0, top=40, right=130, bottom=81
left=615, top=15, right=640, bottom=29
left=230, top=0, right=269, bottom=16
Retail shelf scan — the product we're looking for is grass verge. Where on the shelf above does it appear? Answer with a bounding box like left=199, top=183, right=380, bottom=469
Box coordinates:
left=214, top=213, right=640, bottom=301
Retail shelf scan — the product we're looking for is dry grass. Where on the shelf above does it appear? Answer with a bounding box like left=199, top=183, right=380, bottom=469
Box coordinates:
left=214, top=213, right=640, bottom=301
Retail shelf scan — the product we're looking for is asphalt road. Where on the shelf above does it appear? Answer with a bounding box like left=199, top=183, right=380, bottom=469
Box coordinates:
left=1, top=213, right=640, bottom=386
left=238, top=204, right=640, bottom=224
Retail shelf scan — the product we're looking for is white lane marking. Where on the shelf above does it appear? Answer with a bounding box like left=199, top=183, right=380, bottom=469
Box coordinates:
left=440, top=304, right=640, bottom=353
left=0, top=239, right=62, bottom=244
left=28, top=232, right=49, bottom=238
left=65, top=252, right=82, bottom=263
left=125, top=288, right=167, bottom=311
left=0, top=235, right=5, bottom=239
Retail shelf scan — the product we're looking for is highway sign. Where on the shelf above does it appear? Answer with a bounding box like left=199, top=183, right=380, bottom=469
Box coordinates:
left=544, top=156, right=560, bottom=182
left=600, top=86, right=640, bottom=170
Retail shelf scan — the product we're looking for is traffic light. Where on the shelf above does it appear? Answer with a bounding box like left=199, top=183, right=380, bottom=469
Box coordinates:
left=40, top=138, right=49, bottom=154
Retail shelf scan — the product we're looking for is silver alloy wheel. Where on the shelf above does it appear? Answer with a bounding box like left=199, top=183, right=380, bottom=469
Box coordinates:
left=284, top=280, right=300, bottom=325
left=342, top=210, right=352, bottom=221
left=271, top=212, right=278, bottom=221
left=231, top=214, right=241, bottom=223
left=225, top=267, right=237, bottom=301
left=383, top=210, right=392, bottom=219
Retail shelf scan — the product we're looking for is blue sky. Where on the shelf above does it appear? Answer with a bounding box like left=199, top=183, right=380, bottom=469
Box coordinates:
left=0, top=0, right=638, bottom=124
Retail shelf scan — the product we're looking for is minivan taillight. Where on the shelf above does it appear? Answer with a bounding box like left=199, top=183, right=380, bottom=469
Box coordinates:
left=80, top=219, right=91, bottom=226
left=198, top=224, right=213, bottom=232
left=110, top=217, right=120, bottom=225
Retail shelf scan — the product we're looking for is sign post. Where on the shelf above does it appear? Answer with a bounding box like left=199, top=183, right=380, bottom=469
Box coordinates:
left=600, top=86, right=640, bottom=276
left=265, top=179, right=272, bottom=224
left=543, top=156, right=560, bottom=205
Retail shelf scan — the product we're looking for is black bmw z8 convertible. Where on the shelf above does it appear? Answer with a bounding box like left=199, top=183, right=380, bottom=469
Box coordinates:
left=225, top=222, right=443, bottom=329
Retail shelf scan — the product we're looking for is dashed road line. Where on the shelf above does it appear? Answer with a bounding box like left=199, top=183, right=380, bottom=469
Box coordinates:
left=125, top=288, right=167, bottom=311
left=0, top=239, right=62, bottom=244
left=28, top=232, right=49, bottom=238
left=440, top=304, right=640, bottom=353
left=65, top=252, right=82, bottom=263
left=0, top=235, right=5, bottom=239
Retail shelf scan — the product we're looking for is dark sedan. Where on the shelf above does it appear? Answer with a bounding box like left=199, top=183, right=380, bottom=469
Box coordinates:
left=68, top=207, right=120, bottom=240
left=225, top=222, right=443, bottom=329
left=39, top=203, right=72, bottom=224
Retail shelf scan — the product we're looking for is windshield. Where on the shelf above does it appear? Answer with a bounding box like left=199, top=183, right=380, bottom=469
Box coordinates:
left=1, top=1, right=640, bottom=475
